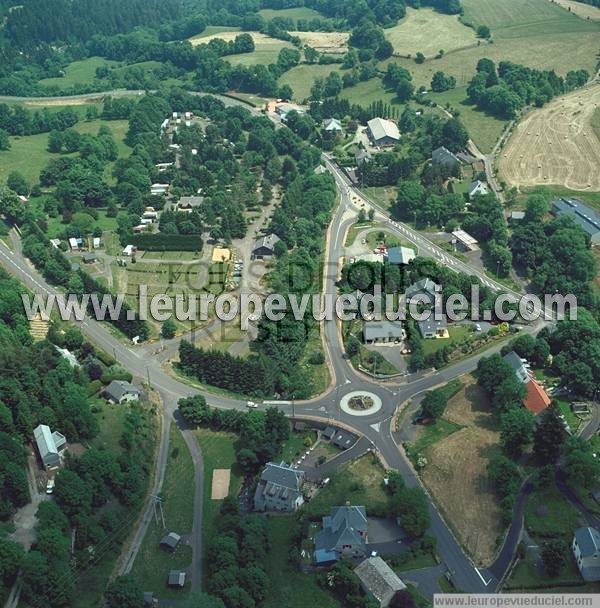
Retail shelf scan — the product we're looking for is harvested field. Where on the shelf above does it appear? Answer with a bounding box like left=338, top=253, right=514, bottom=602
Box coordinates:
left=550, top=0, right=600, bottom=20
left=190, top=31, right=282, bottom=47
left=500, top=85, right=600, bottom=192
left=418, top=377, right=503, bottom=565
left=384, top=8, right=477, bottom=57
left=289, top=30, right=349, bottom=54
left=211, top=468, right=231, bottom=499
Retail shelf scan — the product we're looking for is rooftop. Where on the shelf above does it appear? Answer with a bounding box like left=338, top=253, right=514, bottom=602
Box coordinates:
left=367, top=117, right=400, bottom=142
left=354, top=556, right=406, bottom=606
left=363, top=320, right=405, bottom=341
left=523, top=380, right=551, bottom=415
left=575, top=527, right=600, bottom=557
left=253, top=233, right=281, bottom=252
left=553, top=197, right=600, bottom=238
left=386, top=246, right=416, bottom=265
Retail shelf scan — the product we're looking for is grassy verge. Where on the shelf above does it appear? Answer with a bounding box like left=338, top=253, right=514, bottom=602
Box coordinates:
left=421, top=325, right=471, bottom=357
left=131, top=424, right=195, bottom=600
left=405, top=419, right=463, bottom=465
left=524, top=485, right=580, bottom=541
left=263, top=516, right=341, bottom=608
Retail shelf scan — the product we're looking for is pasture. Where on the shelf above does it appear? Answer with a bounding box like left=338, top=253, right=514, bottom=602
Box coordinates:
left=384, top=7, right=477, bottom=57
left=38, top=57, right=118, bottom=89
left=499, top=85, right=600, bottom=192
left=278, top=64, right=342, bottom=102
left=386, top=0, right=600, bottom=88
left=551, top=0, right=600, bottom=20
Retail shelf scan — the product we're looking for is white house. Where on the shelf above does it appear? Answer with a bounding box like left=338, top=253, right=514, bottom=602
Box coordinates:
left=468, top=180, right=489, bottom=199
left=367, top=118, right=400, bottom=146
left=122, top=244, right=135, bottom=256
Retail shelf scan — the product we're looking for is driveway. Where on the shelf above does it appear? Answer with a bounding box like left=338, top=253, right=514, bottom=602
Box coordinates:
left=367, top=516, right=405, bottom=544
left=400, top=564, right=447, bottom=599
left=364, top=343, right=407, bottom=374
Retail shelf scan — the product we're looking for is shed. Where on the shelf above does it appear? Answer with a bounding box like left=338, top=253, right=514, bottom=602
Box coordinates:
left=322, top=426, right=336, bottom=441
left=33, top=424, right=66, bottom=469
left=160, top=532, right=182, bottom=552
left=168, top=570, right=186, bottom=587
left=82, top=252, right=96, bottom=264
left=355, top=556, right=406, bottom=607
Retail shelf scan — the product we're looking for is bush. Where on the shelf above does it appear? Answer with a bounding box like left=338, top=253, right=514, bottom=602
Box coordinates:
left=87, top=380, right=103, bottom=397
left=101, top=369, right=133, bottom=384
left=94, top=349, right=116, bottom=367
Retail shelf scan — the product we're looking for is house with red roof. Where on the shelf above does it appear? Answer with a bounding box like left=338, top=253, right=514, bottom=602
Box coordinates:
left=523, top=379, right=551, bottom=416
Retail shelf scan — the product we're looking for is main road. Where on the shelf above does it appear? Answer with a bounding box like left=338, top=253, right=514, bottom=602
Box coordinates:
left=0, top=91, right=547, bottom=594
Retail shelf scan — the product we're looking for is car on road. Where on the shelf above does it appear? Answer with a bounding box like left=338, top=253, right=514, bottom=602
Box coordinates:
left=46, top=479, right=55, bottom=494
left=246, top=401, right=258, bottom=408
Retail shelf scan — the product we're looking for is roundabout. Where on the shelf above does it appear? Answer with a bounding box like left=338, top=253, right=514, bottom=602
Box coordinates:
left=339, top=390, right=383, bottom=417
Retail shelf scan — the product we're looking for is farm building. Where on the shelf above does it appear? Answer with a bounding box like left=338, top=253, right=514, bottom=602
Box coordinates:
left=104, top=380, right=140, bottom=404
left=33, top=424, right=67, bottom=469
left=122, top=245, right=135, bottom=256
left=552, top=198, right=600, bottom=244
left=417, top=314, right=448, bottom=339
left=386, top=246, right=415, bottom=266
left=253, top=462, right=306, bottom=513
left=367, top=118, right=400, bottom=146
left=452, top=229, right=479, bottom=252
left=573, top=527, right=600, bottom=582
left=432, top=146, right=461, bottom=173
left=168, top=571, right=186, bottom=588
left=354, top=557, right=406, bottom=607
left=252, top=233, right=281, bottom=259
left=160, top=532, right=181, bottom=552
left=363, top=320, right=405, bottom=344
left=314, top=505, right=368, bottom=562
left=468, top=180, right=489, bottom=199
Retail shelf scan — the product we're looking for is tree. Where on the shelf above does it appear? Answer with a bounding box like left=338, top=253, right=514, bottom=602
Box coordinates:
left=395, top=78, right=414, bottom=102
left=392, top=486, right=430, bottom=538
left=533, top=409, right=567, bottom=464
left=0, top=128, right=10, bottom=151
left=181, top=593, right=225, bottom=608
left=541, top=539, right=567, bottom=577
left=421, top=390, right=446, bottom=420
left=563, top=438, right=600, bottom=490
left=178, top=395, right=208, bottom=426
left=0, top=538, right=24, bottom=587
left=161, top=319, right=176, bottom=339
left=389, top=590, right=417, bottom=608
left=7, top=171, right=29, bottom=196
left=106, top=575, right=144, bottom=608
left=500, top=408, right=535, bottom=457
left=415, top=52, right=425, bottom=64
left=477, top=25, right=491, bottom=39
left=430, top=71, right=456, bottom=93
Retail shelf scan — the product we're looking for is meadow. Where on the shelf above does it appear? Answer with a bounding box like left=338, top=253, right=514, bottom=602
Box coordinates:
left=258, top=7, right=323, bottom=20
left=39, top=57, right=118, bottom=89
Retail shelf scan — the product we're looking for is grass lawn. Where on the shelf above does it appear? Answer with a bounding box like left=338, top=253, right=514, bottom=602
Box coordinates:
left=384, top=7, right=477, bottom=57
left=131, top=424, right=195, bottom=599
left=263, top=516, right=341, bottom=608
left=405, top=418, right=462, bottom=464
left=506, top=552, right=582, bottom=589
left=344, top=220, right=376, bottom=246
left=339, top=77, right=399, bottom=108
left=195, top=428, right=242, bottom=547
left=525, top=485, right=581, bottom=541
left=421, top=325, right=471, bottom=356
left=228, top=41, right=294, bottom=66
left=428, top=86, right=507, bottom=154
left=297, top=325, right=331, bottom=396
left=46, top=209, right=123, bottom=239
left=353, top=343, right=399, bottom=376
left=303, top=454, right=390, bottom=519
left=555, top=399, right=582, bottom=435
left=39, top=57, right=119, bottom=89
left=90, top=400, right=128, bottom=453
left=279, top=429, right=317, bottom=463
left=520, top=186, right=600, bottom=211
left=278, top=64, right=342, bottom=102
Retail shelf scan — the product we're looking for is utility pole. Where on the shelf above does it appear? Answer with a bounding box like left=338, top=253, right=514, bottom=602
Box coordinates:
left=146, top=365, right=151, bottom=388
left=151, top=494, right=166, bottom=529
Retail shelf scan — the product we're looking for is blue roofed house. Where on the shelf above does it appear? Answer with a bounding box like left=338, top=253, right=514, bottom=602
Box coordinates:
left=552, top=197, right=600, bottom=245
left=314, top=505, right=368, bottom=564
left=573, top=527, right=600, bottom=581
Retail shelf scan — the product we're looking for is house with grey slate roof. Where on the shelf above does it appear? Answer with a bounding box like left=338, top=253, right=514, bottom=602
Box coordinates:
left=104, top=380, right=140, bottom=404
left=573, top=527, right=600, bottom=581
left=354, top=556, right=406, bottom=607
left=314, top=505, right=368, bottom=561
left=253, top=462, right=305, bottom=512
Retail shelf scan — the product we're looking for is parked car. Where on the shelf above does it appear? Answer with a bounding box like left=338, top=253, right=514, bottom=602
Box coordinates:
left=46, top=479, right=55, bottom=494
left=246, top=401, right=258, bottom=409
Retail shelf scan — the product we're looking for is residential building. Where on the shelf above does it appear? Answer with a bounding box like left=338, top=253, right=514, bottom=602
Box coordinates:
left=523, top=379, right=551, bottom=416
left=150, top=183, right=169, bottom=196
left=417, top=314, right=448, bottom=339
left=503, top=351, right=530, bottom=384
left=573, top=527, right=600, bottom=581
left=552, top=197, right=600, bottom=244
left=363, top=320, right=405, bottom=344
left=432, top=146, right=461, bottom=172
left=332, top=430, right=357, bottom=450
left=315, top=164, right=328, bottom=175
left=405, top=278, right=440, bottom=306
left=104, top=380, right=140, bottom=404
left=355, top=149, right=372, bottom=165
left=510, top=211, right=525, bottom=222
left=122, top=244, right=135, bottom=256
left=50, top=239, right=61, bottom=249
left=254, top=462, right=306, bottom=512
left=160, top=532, right=181, bottom=552
left=33, top=424, right=67, bottom=469
left=314, top=505, right=368, bottom=562
left=354, top=557, right=406, bottom=607
left=322, top=426, right=336, bottom=441
left=367, top=118, right=400, bottom=146
left=468, top=180, right=489, bottom=199
left=386, top=246, right=416, bottom=266
left=54, top=346, right=79, bottom=368
left=252, top=233, right=281, bottom=259
left=177, top=196, right=203, bottom=212
left=323, top=118, right=343, bottom=132
left=168, top=571, right=186, bottom=588
left=82, top=252, right=97, bottom=264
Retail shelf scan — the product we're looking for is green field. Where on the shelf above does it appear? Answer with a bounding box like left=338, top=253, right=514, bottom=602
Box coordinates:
left=592, top=107, right=600, bottom=143
left=428, top=86, right=507, bottom=153
left=384, top=7, right=478, bottom=57
left=0, top=115, right=130, bottom=185
left=258, top=7, right=323, bottom=20
left=192, top=25, right=241, bottom=39
left=195, top=428, right=242, bottom=547
left=131, top=424, right=195, bottom=599
left=264, top=517, right=341, bottom=608
left=228, top=40, right=293, bottom=66
left=39, top=57, right=119, bottom=89
left=385, top=0, right=600, bottom=88
left=524, top=485, right=581, bottom=540
left=339, top=76, right=398, bottom=107
left=279, top=64, right=342, bottom=102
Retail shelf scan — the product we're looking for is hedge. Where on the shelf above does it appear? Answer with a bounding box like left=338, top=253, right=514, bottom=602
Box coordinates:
left=129, top=233, right=203, bottom=252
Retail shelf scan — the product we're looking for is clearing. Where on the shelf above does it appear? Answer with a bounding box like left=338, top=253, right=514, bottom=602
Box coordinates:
left=551, top=0, right=600, bottom=20
left=499, top=84, right=600, bottom=192
left=279, top=64, right=342, bottom=102
left=190, top=30, right=283, bottom=47
left=417, top=376, right=504, bottom=565
left=39, top=57, right=118, bottom=89
left=384, top=7, right=477, bottom=58
left=210, top=468, right=231, bottom=499
left=289, top=30, right=349, bottom=54
left=386, top=0, right=600, bottom=88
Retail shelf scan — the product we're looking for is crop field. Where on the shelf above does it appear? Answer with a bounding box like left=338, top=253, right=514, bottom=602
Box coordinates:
left=386, top=0, right=600, bottom=88
left=384, top=8, right=477, bottom=57
left=500, top=84, right=600, bottom=192
left=289, top=30, right=349, bottom=54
